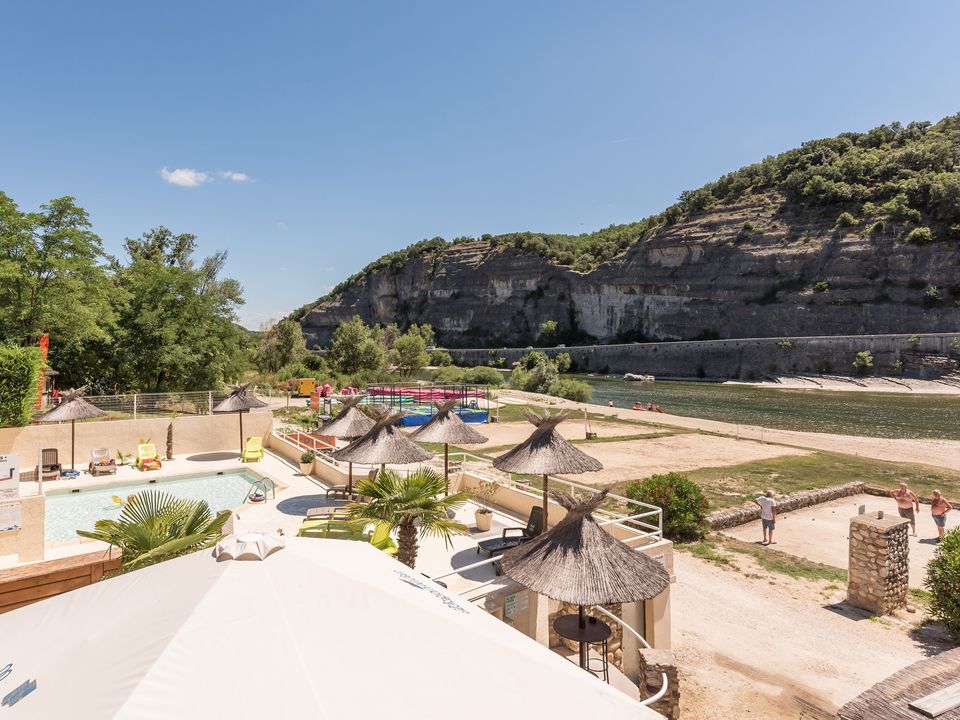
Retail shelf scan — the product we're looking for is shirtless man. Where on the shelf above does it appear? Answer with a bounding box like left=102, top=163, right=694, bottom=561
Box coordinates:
left=931, top=489, right=953, bottom=542
left=891, top=482, right=920, bottom=536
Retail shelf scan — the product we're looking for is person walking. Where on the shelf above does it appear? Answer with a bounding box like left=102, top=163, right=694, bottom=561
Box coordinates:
left=930, top=489, right=953, bottom=542
left=753, top=490, right=777, bottom=545
left=891, top=482, right=920, bottom=536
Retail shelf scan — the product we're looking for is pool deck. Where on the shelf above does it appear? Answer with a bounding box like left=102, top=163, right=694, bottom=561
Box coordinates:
left=16, top=448, right=523, bottom=598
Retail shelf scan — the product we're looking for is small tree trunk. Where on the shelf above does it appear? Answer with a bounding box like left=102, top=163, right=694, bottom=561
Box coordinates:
left=397, top=520, right=418, bottom=568
left=166, top=422, right=174, bottom=460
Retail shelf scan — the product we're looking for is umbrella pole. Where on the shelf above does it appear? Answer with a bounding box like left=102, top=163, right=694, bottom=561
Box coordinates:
left=444, top=442, right=449, bottom=496
left=578, top=604, right=587, bottom=669
left=71, top=419, right=76, bottom=471
left=348, top=462, right=353, bottom=496
left=239, top=411, right=244, bottom=456
left=542, top=473, right=549, bottom=528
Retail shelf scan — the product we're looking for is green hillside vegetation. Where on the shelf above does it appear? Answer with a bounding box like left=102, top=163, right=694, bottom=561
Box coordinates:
left=292, top=113, right=960, bottom=321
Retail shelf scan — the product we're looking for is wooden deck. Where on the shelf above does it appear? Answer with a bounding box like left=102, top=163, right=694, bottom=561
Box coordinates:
left=0, top=548, right=122, bottom=614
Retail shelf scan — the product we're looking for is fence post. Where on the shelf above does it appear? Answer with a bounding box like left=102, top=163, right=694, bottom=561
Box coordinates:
left=208, top=391, right=213, bottom=415
left=133, top=394, right=138, bottom=420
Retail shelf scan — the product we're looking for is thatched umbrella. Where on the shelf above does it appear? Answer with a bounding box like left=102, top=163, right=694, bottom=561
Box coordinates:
left=35, top=387, right=107, bottom=470
left=409, top=400, right=488, bottom=494
left=492, top=410, right=601, bottom=527
left=212, top=383, right=268, bottom=455
left=317, top=395, right=375, bottom=494
left=332, top=408, right=431, bottom=473
left=501, top=489, right=670, bottom=669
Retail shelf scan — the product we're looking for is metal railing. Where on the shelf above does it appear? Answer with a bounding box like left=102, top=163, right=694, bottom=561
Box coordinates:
left=590, top=605, right=669, bottom=708
left=46, top=391, right=233, bottom=419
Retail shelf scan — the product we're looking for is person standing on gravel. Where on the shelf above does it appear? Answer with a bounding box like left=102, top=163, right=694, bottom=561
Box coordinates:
left=891, top=482, right=920, bottom=536
left=931, top=490, right=953, bottom=542
left=753, top=490, right=777, bottom=545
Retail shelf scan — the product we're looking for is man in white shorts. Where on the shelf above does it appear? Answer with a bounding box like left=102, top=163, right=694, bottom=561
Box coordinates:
left=753, top=490, right=777, bottom=545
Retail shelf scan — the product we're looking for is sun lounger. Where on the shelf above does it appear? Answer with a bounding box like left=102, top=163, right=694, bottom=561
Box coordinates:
left=241, top=436, right=263, bottom=462
left=39, top=448, right=61, bottom=481
left=297, top=518, right=368, bottom=541
left=135, top=443, right=161, bottom=471
left=369, top=522, right=398, bottom=556
left=88, top=447, right=117, bottom=476
left=476, top=506, right=544, bottom=557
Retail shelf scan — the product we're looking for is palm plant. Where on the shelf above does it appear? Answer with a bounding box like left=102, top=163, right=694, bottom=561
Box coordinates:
left=77, top=490, right=231, bottom=570
left=347, top=467, right=469, bottom=568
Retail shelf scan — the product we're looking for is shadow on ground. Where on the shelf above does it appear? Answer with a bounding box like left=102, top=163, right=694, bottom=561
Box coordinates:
left=276, top=494, right=330, bottom=517
left=185, top=452, right=241, bottom=462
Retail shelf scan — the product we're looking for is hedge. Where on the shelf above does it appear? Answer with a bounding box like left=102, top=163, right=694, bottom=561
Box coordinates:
left=0, top=345, right=43, bottom=427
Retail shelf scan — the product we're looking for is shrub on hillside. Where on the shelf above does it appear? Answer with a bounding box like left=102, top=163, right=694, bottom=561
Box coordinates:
left=904, top=226, right=934, bottom=244
left=429, top=349, right=452, bottom=366
left=835, top=212, right=859, bottom=228
left=925, top=529, right=960, bottom=641
left=624, top=473, right=708, bottom=542
left=852, top=350, right=874, bottom=375
left=0, top=345, right=43, bottom=428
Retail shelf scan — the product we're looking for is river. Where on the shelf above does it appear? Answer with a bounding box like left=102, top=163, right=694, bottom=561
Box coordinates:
left=578, top=375, right=960, bottom=440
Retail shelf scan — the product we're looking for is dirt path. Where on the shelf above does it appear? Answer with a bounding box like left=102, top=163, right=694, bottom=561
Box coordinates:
left=500, top=390, right=960, bottom=471
left=672, top=552, right=945, bottom=719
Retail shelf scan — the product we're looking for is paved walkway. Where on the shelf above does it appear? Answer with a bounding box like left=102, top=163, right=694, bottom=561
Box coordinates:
left=721, top=493, right=958, bottom=587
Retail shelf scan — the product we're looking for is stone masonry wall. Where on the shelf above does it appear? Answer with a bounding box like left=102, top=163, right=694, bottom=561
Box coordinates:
left=847, top=513, right=910, bottom=615
left=639, top=648, right=681, bottom=720
left=707, top=481, right=865, bottom=530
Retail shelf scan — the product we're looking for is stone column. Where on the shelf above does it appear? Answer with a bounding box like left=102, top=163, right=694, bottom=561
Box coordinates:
left=847, top=512, right=909, bottom=615
left=638, top=648, right=680, bottom=720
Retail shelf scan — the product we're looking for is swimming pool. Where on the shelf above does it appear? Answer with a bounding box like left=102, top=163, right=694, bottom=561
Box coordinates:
left=44, top=470, right=272, bottom=544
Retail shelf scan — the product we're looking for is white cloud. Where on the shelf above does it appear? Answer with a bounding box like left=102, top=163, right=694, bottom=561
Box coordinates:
left=160, top=166, right=211, bottom=187
left=220, top=170, right=251, bottom=182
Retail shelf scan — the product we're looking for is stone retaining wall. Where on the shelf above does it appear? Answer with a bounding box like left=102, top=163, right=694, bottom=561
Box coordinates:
left=639, top=648, right=681, bottom=720
left=847, top=513, right=909, bottom=615
left=707, top=481, right=865, bottom=530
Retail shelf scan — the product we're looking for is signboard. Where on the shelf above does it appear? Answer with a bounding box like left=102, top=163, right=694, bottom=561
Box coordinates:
left=0, top=503, right=21, bottom=533
left=504, top=592, right=528, bottom=619
left=0, top=456, right=18, bottom=501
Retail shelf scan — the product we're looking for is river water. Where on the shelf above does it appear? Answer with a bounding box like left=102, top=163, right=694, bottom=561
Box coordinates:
left=579, top=375, right=960, bottom=440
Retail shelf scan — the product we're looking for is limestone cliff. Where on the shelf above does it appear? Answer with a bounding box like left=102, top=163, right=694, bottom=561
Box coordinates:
left=299, top=191, right=959, bottom=348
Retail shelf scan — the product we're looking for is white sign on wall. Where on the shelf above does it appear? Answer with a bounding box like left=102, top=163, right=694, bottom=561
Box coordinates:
left=0, top=502, right=21, bottom=532
left=504, top=592, right=528, bottom=619
left=0, top=456, right=18, bottom=501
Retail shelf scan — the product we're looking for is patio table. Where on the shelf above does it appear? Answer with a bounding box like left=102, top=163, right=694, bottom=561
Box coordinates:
left=553, top=613, right=611, bottom=678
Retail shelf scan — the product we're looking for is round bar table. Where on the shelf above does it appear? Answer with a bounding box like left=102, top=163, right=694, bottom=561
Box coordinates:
left=553, top=613, right=611, bottom=677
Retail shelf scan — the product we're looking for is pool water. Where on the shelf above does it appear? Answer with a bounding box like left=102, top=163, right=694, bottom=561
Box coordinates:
left=45, top=470, right=270, bottom=544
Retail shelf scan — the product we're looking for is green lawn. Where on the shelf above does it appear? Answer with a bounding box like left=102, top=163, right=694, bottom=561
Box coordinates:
left=682, top=452, right=960, bottom=510
left=680, top=535, right=848, bottom=583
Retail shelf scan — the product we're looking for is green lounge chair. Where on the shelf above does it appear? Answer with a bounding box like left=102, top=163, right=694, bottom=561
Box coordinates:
left=370, top=523, right=398, bottom=557
left=242, top=436, right=264, bottom=462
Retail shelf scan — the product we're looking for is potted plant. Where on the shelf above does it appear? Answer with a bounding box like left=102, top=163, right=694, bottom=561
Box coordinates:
left=116, top=449, right=133, bottom=466
left=472, top=480, right=500, bottom=532
left=299, top=451, right=316, bottom=476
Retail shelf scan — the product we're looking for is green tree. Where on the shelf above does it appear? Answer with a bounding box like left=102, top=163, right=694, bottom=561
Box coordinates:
left=110, top=227, right=246, bottom=391
left=852, top=350, right=874, bottom=375
left=429, top=349, right=452, bottom=366
left=255, top=319, right=307, bottom=373
left=346, top=468, right=468, bottom=568
left=77, top=490, right=231, bottom=570
left=625, top=473, right=708, bottom=542
left=327, top=315, right=386, bottom=375
left=389, top=330, right=428, bottom=376
left=0, top=193, right=113, bottom=383
left=538, top=320, right=559, bottom=346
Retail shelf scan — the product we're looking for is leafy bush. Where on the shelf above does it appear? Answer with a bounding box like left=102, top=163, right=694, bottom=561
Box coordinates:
left=925, top=528, right=960, bottom=641
left=461, top=366, right=504, bottom=386
left=432, top=366, right=465, bottom=384
left=547, top=378, right=592, bottom=402
left=813, top=281, right=829, bottom=293
left=625, top=473, right=708, bottom=542
left=0, top=345, right=42, bottom=427
left=908, top=333, right=921, bottom=350
left=852, top=350, right=874, bottom=375
left=904, top=226, right=934, bottom=244
left=429, top=349, right=452, bottom=366
left=300, top=451, right=316, bottom=464
left=835, top=212, right=859, bottom=228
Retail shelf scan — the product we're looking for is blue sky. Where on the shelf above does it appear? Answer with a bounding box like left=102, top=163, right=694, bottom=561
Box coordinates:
left=3, top=1, right=960, bottom=329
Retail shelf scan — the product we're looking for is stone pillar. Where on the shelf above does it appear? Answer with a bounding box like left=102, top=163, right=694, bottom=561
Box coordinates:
left=847, top=513, right=909, bottom=615
left=638, top=648, right=680, bottom=720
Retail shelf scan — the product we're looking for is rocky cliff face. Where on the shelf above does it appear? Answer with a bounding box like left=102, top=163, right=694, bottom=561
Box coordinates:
left=300, top=192, right=960, bottom=348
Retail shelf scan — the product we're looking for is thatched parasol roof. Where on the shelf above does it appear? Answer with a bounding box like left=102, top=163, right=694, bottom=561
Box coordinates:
left=501, top=489, right=670, bottom=605
left=492, top=410, right=602, bottom=476
left=332, top=408, right=432, bottom=465
left=318, top=395, right=375, bottom=439
left=36, top=387, right=107, bottom=422
left=838, top=646, right=960, bottom=719
left=212, top=383, right=268, bottom=413
left=409, top=400, right=489, bottom=445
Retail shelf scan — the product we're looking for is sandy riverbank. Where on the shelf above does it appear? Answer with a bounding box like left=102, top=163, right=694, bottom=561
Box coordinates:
left=725, top=374, right=960, bottom=394
left=497, top=389, right=960, bottom=471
